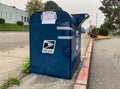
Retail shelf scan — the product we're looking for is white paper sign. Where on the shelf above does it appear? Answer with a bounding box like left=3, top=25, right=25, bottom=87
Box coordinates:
left=41, top=11, right=57, bottom=24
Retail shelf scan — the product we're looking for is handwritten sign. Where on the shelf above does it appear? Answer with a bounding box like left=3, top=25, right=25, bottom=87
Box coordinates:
left=41, top=11, right=57, bottom=24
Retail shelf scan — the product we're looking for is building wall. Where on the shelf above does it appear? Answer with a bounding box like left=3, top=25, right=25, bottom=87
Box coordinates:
left=0, top=3, right=29, bottom=25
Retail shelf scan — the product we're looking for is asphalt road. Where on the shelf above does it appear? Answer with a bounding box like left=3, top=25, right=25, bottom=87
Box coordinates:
left=88, top=36, right=120, bottom=89
left=0, top=32, right=29, bottom=50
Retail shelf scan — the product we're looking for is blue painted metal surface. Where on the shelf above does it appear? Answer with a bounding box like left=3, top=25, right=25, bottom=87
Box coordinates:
left=30, top=11, right=89, bottom=79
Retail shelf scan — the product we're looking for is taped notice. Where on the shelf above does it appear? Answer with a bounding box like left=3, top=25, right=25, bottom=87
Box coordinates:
left=41, top=11, right=57, bottom=24
left=42, top=40, right=56, bottom=54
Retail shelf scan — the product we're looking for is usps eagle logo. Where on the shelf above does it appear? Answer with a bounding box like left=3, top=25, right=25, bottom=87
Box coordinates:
left=42, top=40, right=56, bottom=54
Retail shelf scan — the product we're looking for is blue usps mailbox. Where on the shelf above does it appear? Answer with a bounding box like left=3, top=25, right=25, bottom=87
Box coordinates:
left=30, top=11, right=89, bottom=79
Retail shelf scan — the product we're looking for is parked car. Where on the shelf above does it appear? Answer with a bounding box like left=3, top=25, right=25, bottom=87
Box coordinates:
left=88, top=32, right=97, bottom=38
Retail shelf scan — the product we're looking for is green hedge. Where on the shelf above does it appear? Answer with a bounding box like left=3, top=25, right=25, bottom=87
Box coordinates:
left=113, top=32, right=120, bottom=35
left=0, top=24, right=29, bottom=31
left=99, top=28, right=109, bottom=36
left=17, top=21, right=24, bottom=26
left=0, top=18, right=5, bottom=24
left=90, top=27, right=109, bottom=36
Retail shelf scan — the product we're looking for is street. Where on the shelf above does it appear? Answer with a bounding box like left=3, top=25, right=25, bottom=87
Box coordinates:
left=0, top=32, right=29, bottom=50
left=88, top=36, right=120, bottom=89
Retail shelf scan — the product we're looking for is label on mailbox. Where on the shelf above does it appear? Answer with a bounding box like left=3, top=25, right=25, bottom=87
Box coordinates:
left=41, top=11, right=57, bottom=24
left=42, top=40, right=56, bottom=54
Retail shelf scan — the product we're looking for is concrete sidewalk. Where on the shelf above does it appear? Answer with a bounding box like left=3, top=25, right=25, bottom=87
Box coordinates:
left=0, top=34, right=90, bottom=89
left=0, top=46, right=29, bottom=86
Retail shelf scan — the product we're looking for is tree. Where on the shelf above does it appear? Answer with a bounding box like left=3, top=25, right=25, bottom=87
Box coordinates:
left=26, top=0, right=44, bottom=16
left=99, top=0, right=120, bottom=31
left=44, top=1, right=62, bottom=11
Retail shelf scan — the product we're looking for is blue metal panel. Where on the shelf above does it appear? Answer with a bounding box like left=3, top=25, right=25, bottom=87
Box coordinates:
left=30, top=11, right=89, bottom=79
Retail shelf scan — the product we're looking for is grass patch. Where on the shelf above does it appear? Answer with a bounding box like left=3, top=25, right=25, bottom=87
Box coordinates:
left=0, top=78, right=20, bottom=89
left=22, top=57, right=30, bottom=73
left=0, top=24, right=29, bottom=31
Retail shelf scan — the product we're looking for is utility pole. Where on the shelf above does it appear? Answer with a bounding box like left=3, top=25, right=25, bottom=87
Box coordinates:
left=89, top=20, right=91, bottom=26
left=89, top=20, right=92, bottom=33
left=96, top=13, right=98, bottom=27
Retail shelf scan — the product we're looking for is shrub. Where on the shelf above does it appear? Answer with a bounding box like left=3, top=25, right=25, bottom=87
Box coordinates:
left=81, top=27, right=86, bottom=33
left=117, top=32, right=120, bottom=35
left=0, top=18, right=5, bottom=24
left=17, top=21, right=23, bottom=25
left=22, top=57, right=30, bottom=73
left=99, top=28, right=109, bottom=36
left=91, top=28, right=100, bottom=34
left=113, top=32, right=117, bottom=36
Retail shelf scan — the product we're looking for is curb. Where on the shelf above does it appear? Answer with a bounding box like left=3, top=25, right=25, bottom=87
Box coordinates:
left=74, top=39, right=93, bottom=89
left=74, top=36, right=111, bottom=89
left=94, top=36, right=111, bottom=40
